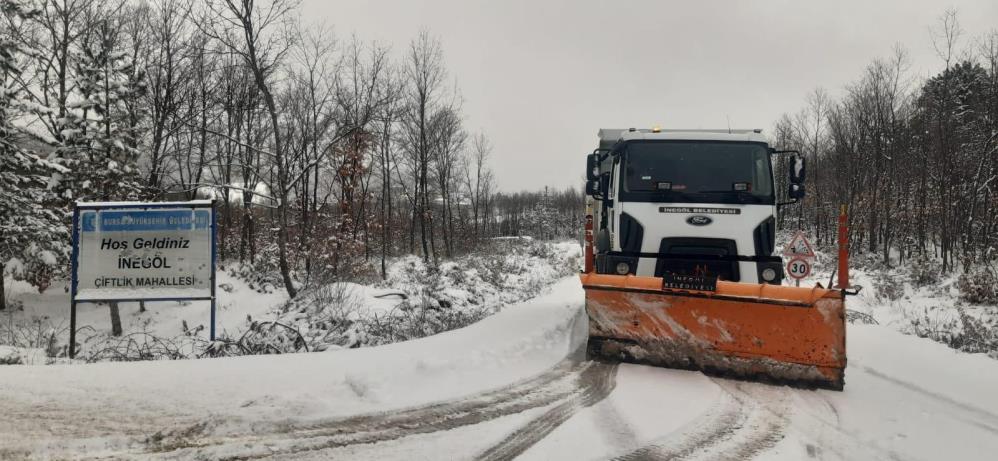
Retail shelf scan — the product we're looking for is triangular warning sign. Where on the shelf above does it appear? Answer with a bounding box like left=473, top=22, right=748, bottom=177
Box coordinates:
left=783, top=231, right=816, bottom=259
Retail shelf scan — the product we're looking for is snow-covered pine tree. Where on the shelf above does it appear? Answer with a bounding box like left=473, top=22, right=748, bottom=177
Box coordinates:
left=0, top=0, right=69, bottom=310
left=52, top=16, right=146, bottom=204
left=524, top=186, right=557, bottom=240
left=46, top=16, right=146, bottom=333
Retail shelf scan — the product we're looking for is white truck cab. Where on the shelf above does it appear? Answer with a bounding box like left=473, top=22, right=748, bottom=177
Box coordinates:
left=585, top=128, right=806, bottom=285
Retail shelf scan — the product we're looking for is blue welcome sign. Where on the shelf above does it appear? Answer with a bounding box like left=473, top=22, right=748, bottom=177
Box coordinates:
left=70, top=201, right=217, bottom=357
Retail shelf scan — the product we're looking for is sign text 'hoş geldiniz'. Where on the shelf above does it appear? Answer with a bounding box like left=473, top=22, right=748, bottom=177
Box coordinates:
left=74, top=202, right=214, bottom=301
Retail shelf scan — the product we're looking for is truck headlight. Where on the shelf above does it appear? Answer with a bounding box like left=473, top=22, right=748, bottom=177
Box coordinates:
left=762, top=268, right=777, bottom=282
left=615, top=262, right=630, bottom=275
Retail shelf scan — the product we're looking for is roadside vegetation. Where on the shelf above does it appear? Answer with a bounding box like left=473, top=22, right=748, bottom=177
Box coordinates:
left=773, top=11, right=998, bottom=358
left=800, top=235, right=998, bottom=360
left=1, top=0, right=585, bottom=354
left=1, top=239, right=581, bottom=364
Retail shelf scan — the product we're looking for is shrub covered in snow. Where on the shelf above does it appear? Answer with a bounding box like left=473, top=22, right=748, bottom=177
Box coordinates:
left=0, top=313, right=63, bottom=362
left=271, top=239, right=581, bottom=351
left=845, top=309, right=878, bottom=325
left=225, top=260, right=285, bottom=294
left=907, top=255, right=942, bottom=288
left=905, top=306, right=998, bottom=359
left=872, top=271, right=905, bottom=302
left=956, top=265, right=998, bottom=305
left=362, top=304, right=492, bottom=346
left=0, top=346, right=25, bottom=365
left=79, top=330, right=203, bottom=362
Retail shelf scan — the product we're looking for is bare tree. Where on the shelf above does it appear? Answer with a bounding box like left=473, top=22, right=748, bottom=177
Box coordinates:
left=142, top=0, right=190, bottom=194
left=206, top=0, right=300, bottom=297
left=375, top=67, right=403, bottom=279
left=930, top=8, right=963, bottom=71
left=465, top=132, right=494, bottom=240
left=284, top=22, right=336, bottom=282
left=329, top=37, right=392, bottom=275
left=430, top=105, right=465, bottom=257
left=400, top=30, right=447, bottom=265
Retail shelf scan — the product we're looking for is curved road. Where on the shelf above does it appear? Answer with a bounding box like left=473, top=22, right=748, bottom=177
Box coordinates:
left=2, top=276, right=997, bottom=460
left=117, top=355, right=998, bottom=461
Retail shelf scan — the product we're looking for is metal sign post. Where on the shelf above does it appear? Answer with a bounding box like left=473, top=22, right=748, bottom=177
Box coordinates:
left=69, top=206, right=81, bottom=358
left=69, top=200, right=217, bottom=359
left=210, top=202, right=217, bottom=341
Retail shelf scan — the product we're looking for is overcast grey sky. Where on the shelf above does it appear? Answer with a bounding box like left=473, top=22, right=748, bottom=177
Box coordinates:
left=301, top=0, right=998, bottom=192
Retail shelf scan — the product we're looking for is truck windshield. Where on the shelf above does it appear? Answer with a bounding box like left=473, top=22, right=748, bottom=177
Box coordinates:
left=620, top=141, right=774, bottom=205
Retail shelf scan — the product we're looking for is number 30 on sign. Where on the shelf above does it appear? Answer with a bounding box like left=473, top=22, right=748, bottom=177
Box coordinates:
left=786, top=257, right=811, bottom=280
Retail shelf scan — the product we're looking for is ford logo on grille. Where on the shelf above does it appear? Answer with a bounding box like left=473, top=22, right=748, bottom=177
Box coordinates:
left=686, top=215, right=712, bottom=226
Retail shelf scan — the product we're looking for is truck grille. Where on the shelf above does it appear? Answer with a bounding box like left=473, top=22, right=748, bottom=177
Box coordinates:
left=653, top=238, right=740, bottom=282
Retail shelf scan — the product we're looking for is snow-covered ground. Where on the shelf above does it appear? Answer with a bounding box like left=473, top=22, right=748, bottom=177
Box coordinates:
left=0, top=277, right=588, bottom=459
left=0, top=269, right=287, bottom=363
left=793, top=245, right=998, bottom=360
left=2, top=269, right=998, bottom=460
left=0, top=240, right=582, bottom=362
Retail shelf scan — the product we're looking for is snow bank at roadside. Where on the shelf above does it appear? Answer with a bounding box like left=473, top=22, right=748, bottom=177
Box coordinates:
left=0, top=345, right=45, bottom=365
left=0, top=277, right=588, bottom=456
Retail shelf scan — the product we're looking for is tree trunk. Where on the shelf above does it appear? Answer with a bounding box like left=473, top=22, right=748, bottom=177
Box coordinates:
left=109, top=302, right=122, bottom=337
left=419, top=161, right=430, bottom=262
left=380, top=134, right=391, bottom=279
left=440, top=185, right=451, bottom=257
left=252, top=61, right=295, bottom=297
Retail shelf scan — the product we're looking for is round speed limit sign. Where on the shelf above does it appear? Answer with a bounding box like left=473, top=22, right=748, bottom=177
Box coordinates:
left=786, top=257, right=811, bottom=280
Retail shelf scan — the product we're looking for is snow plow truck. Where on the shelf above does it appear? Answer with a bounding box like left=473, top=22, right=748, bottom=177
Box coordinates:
left=580, top=128, right=853, bottom=390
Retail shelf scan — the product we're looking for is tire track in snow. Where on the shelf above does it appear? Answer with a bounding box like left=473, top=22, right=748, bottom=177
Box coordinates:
left=755, top=386, right=907, bottom=461
left=612, top=378, right=790, bottom=461
left=612, top=391, right=746, bottom=461
left=589, top=387, right=642, bottom=454
left=137, top=358, right=598, bottom=459
left=859, top=365, right=998, bottom=435
left=697, top=380, right=906, bottom=461
left=474, top=361, right=619, bottom=461
left=706, top=381, right=790, bottom=461
left=618, top=375, right=916, bottom=461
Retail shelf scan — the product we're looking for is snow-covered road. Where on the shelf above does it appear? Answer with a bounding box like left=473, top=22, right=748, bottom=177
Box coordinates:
left=2, top=276, right=997, bottom=460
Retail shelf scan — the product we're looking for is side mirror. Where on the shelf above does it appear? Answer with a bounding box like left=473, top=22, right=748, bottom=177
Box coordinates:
left=585, top=179, right=600, bottom=196
left=586, top=154, right=599, bottom=181
left=789, top=155, right=806, bottom=184
left=788, top=183, right=806, bottom=199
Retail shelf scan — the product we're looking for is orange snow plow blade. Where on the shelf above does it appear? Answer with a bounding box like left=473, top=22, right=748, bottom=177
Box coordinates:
left=581, top=273, right=846, bottom=390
